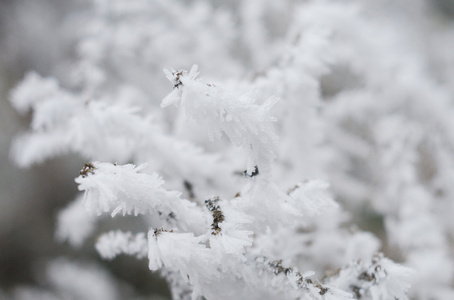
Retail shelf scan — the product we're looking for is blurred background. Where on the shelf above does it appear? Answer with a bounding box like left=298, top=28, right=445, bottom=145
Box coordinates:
left=1, top=0, right=454, bottom=299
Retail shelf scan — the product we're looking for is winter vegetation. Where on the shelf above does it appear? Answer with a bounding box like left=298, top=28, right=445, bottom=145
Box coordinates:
left=4, top=0, right=454, bottom=299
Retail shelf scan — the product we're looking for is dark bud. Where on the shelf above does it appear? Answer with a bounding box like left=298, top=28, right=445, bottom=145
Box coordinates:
left=244, top=165, right=259, bottom=177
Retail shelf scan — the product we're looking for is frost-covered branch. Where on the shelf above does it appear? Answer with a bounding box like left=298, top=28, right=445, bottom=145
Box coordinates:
left=76, top=162, right=207, bottom=233
left=326, top=253, right=413, bottom=300
left=162, top=65, right=278, bottom=175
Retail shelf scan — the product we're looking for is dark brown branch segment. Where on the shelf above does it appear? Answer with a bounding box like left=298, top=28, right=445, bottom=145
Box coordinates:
left=205, top=197, right=225, bottom=235
left=79, top=163, right=96, bottom=177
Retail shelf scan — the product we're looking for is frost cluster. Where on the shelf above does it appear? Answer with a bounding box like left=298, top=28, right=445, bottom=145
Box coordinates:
left=8, top=0, right=454, bottom=299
